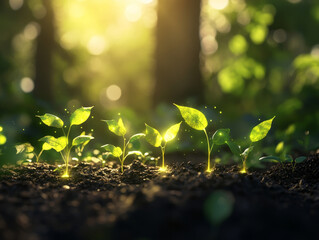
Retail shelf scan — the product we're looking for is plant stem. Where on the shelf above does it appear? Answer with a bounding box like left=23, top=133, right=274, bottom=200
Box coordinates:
left=160, top=144, right=166, bottom=169
left=36, top=149, right=44, bottom=163
left=204, top=129, right=212, bottom=172
left=120, top=136, right=126, bottom=173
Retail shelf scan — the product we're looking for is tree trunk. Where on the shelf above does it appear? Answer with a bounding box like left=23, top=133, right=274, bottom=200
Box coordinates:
left=154, top=0, right=203, bottom=105
left=34, top=0, right=55, bottom=103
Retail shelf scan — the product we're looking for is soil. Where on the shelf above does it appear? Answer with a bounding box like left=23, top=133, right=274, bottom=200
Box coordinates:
left=0, top=154, right=319, bottom=240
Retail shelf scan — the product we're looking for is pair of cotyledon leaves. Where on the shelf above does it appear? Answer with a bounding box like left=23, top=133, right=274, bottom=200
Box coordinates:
left=101, top=117, right=182, bottom=158
left=101, top=118, right=145, bottom=158
left=174, top=104, right=275, bottom=156
left=36, top=107, right=94, bottom=152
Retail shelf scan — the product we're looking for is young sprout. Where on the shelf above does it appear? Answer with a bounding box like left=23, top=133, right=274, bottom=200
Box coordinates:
left=227, top=116, right=276, bottom=173
left=37, top=107, right=94, bottom=178
left=144, top=122, right=181, bottom=171
left=101, top=117, right=145, bottom=173
left=259, top=141, right=306, bottom=172
left=174, top=104, right=229, bottom=172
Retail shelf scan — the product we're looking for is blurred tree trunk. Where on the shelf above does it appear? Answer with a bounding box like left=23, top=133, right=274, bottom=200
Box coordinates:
left=154, top=0, right=203, bottom=105
left=34, top=0, right=55, bottom=103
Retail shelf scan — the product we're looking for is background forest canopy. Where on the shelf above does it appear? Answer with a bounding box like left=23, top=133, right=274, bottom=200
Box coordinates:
left=0, top=0, right=318, bottom=156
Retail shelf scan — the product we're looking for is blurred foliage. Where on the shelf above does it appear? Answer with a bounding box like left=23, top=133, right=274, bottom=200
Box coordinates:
left=0, top=0, right=318, bottom=165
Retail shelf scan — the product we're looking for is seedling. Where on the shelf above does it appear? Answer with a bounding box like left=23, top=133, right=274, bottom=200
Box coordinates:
left=259, top=141, right=306, bottom=171
left=36, top=106, right=94, bottom=178
left=174, top=104, right=230, bottom=172
left=101, top=117, right=145, bottom=172
left=227, top=117, right=276, bottom=173
left=144, top=122, right=181, bottom=171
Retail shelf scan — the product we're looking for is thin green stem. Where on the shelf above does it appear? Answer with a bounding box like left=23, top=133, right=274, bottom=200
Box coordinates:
left=204, top=129, right=212, bottom=172
left=36, top=149, right=44, bottom=163
left=60, top=152, right=66, bottom=164
left=121, top=136, right=126, bottom=172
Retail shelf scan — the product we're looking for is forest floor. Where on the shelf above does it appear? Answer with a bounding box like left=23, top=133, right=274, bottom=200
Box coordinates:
left=0, top=154, right=319, bottom=240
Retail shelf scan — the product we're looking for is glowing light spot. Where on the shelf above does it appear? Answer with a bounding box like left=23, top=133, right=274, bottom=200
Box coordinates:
left=158, top=166, right=167, bottom=172
left=0, top=126, right=2, bottom=132
left=24, top=22, right=40, bottom=40
left=87, top=36, right=107, bottom=55
left=125, top=4, right=142, bottom=22
left=62, top=173, right=70, bottom=178
left=240, top=168, right=247, bottom=174
left=0, top=135, right=6, bottom=145
left=9, top=0, right=23, bottom=10
left=106, top=85, right=122, bottom=101
left=20, top=77, right=34, bottom=93
left=209, top=0, right=229, bottom=10
left=62, top=185, right=70, bottom=189
left=201, top=35, right=218, bottom=55
left=219, top=111, right=222, bottom=114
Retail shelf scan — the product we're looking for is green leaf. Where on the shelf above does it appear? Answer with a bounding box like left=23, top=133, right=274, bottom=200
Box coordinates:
left=250, top=116, right=275, bottom=142
left=285, top=155, right=293, bottom=163
left=259, top=156, right=281, bottom=163
left=103, top=117, right=126, bottom=136
left=145, top=124, right=162, bottom=147
left=39, top=136, right=67, bottom=152
left=42, top=143, right=52, bottom=151
left=212, top=129, right=230, bottom=145
left=128, top=133, right=145, bottom=143
left=174, top=104, right=208, bottom=131
left=36, top=113, right=64, bottom=128
left=101, top=144, right=122, bottom=158
left=240, top=146, right=254, bottom=157
left=70, top=106, right=93, bottom=126
left=126, top=151, right=143, bottom=157
left=164, top=122, right=181, bottom=142
left=295, top=156, right=306, bottom=163
left=72, top=135, right=94, bottom=147
left=15, top=143, right=34, bottom=154
left=226, top=141, right=241, bottom=156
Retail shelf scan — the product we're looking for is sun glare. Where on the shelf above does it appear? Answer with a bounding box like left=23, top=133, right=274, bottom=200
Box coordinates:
left=87, top=36, right=107, bottom=55
left=209, top=0, right=229, bottom=10
left=125, top=4, right=142, bottom=22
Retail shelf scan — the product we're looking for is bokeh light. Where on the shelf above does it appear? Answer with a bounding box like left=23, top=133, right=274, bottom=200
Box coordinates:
left=87, top=36, right=107, bottom=55
left=125, top=4, right=142, bottom=22
left=20, top=77, right=34, bottom=93
left=209, top=0, right=229, bottom=10
left=106, top=85, right=122, bottom=101
left=9, top=0, right=24, bottom=11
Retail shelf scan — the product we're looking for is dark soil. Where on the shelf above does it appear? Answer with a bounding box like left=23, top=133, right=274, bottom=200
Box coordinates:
left=0, top=154, right=319, bottom=240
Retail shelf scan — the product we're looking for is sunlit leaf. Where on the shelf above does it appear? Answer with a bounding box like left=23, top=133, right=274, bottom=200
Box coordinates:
left=128, top=133, right=145, bottom=143
left=103, top=117, right=126, bottom=136
left=126, top=151, right=143, bottom=157
left=72, top=135, right=94, bottom=147
left=101, top=144, right=122, bottom=158
left=70, top=106, right=93, bottom=126
left=42, top=143, right=52, bottom=151
left=212, top=129, right=230, bottom=145
left=145, top=124, right=162, bottom=147
left=275, top=141, right=284, bottom=153
left=174, top=104, right=207, bottom=130
left=164, top=122, right=181, bottom=142
left=36, top=113, right=64, bottom=128
left=295, top=156, right=306, bottom=163
left=259, top=156, right=281, bottom=163
left=39, top=136, right=67, bottom=152
left=226, top=141, right=241, bottom=156
left=250, top=116, right=275, bottom=142
left=240, top=146, right=254, bottom=157
left=15, top=143, right=34, bottom=154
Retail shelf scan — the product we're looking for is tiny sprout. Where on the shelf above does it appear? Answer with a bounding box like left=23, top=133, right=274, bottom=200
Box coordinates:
left=144, top=122, right=181, bottom=170
left=37, top=106, right=94, bottom=177
left=174, top=104, right=230, bottom=172
left=101, top=117, right=145, bottom=172
left=227, top=116, right=276, bottom=173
